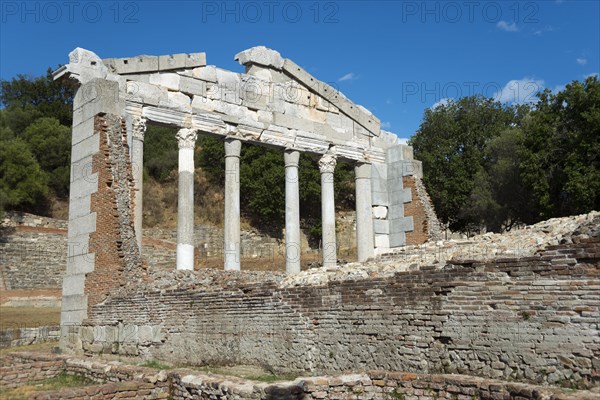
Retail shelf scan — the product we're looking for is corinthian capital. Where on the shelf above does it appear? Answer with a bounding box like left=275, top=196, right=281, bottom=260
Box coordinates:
left=318, top=153, right=337, bottom=174
left=132, top=117, right=147, bottom=141
left=176, top=129, right=198, bottom=149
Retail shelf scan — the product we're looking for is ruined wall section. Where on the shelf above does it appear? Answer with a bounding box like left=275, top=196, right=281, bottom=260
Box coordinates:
left=85, top=113, right=142, bottom=312
left=83, top=232, right=599, bottom=387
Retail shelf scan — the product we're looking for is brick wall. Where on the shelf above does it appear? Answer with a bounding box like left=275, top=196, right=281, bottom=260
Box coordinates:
left=81, top=234, right=600, bottom=388
left=402, top=175, right=428, bottom=245
left=85, top=114, right=143, bottom=311
left=0, top=353, right=63, bottom=388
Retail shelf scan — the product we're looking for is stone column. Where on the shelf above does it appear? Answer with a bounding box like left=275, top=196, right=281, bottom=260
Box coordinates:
left=355, top=163, right=374, bottom=262
left=176, top=129, right=197, bottom=271
left=131, top=117, right=146, bottom=253
left=224, top=139, right=242, bottom=271
left=284, top=150, right=301, bottom=274
left=319, top=153, right=337, bottom=268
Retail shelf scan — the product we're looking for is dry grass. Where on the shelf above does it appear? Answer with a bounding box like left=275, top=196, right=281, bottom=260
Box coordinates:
left=0, top=341, right=57, bottom=357
left=0, top=372, right=92, bottom=399
left=0, top=307, right=60, bottom=329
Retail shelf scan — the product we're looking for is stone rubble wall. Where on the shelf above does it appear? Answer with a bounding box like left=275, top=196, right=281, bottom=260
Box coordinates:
left=77, top=216, right=600, bottom=388
left=1, top=352, right=597, bottom=399
left=1, top=211, right=69, bottom=230
left=0, top=325, right=60, bottom=348
left=0, top=230, right=67, bottom=290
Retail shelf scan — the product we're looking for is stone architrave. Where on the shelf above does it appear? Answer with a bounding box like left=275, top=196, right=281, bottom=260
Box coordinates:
left=131, top=116, right=146, bottom=252
left=284, top=150, right=301, bottom=274
left=176, top=128, right=197, bottom=270
left=319, top=153, right=337, bottom=267
left=224, top=138, right=242, bottom=271
left=355, top=163, right=374, bottom=261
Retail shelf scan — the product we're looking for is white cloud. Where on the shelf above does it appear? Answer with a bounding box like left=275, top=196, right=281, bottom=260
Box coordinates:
left=432, top=98, right=452, bottom=109
left=552, top=84, right=566, bottom=94
left=533, top=25, right=556, bottom=36
left=497, top=21, right=519, bottom=32
left=381, top=121, right=391, bottom=129
left=585, top=72, right=599, bottom=79
left=495, top=78, right=545, bottom=104
left=576, top=58, right=588, bottom=66
left=398, top=138, right=409, bottom=145
left=338, top=72, right=358, bottom=82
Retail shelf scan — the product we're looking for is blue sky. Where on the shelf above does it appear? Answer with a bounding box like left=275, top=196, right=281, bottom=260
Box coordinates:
left=1, top=0, right=598, bottom=140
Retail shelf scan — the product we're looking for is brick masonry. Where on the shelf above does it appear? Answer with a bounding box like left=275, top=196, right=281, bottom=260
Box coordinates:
left=69, top=232, right=600, bottom=389
left=84, top=114, right=142, bottom=312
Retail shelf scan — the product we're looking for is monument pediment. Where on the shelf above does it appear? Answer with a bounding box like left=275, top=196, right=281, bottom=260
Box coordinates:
left=54, top=47, right=399, bottom=163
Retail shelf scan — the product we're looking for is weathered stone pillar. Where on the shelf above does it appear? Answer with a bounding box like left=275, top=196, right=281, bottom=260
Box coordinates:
left=319, top=153, right=337, bottom=268
left=131, top=117, right=146, bottom=253
left=284, top=150, right=301, bottom=274
left=355, top=163, right=374, bottom=262
left=176, top=129, right=197, bottom=271
left=224, top=138, right=242, bottom=271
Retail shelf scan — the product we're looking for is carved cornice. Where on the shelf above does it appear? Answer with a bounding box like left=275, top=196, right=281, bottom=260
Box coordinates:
left=318, top=153, right=337, bottom=174
left=176, top=128, right=198, bottom=149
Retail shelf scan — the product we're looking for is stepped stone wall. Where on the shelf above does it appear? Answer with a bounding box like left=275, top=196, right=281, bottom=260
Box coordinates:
left=66, top=213, right=600, bottom=388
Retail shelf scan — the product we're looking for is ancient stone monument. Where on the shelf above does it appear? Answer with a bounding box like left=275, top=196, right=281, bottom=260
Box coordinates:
left=54, top=46, right=431, bottom=328
left=50, top=48, right=599, bottom=391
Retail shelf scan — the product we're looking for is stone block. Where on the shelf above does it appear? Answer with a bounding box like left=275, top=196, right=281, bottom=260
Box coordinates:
left=68, top=195, right=91, bottom=220
left=389, top=216, right=414, bottom=234
left=190, top=65, right=218, bottom=82
left=371, top=162, right=387, bottom=181
left=73, top=79, right=121, bottom=113
left=191, top=95, right=217, bottom=113
left=282, top=58, right=380, bottom=135
left=373, top=220, right=390, bottom=234
left=372, top=206, right=388, bottom=219
left=161, top=91, right=192, bottom=113
left=387, top=145, right=405, bottom=163
left=390, top=188, right=412, bottom=205
left=375, top=234, right=390, bottom=248
left=126, top=80, right=168, bottom=106
left=69, top=174, right=98, bottom=200
left=72, top=117, right=95, bottom=146
left=67, top=253, right=95, bottom=275
left=68, top=212, right=97, bottom=237
left=71, top=134, right=99, bottom=164
left=402, top=160, right=423, bottom=178
left=235, top=46, right=285, bottom=70
left=387, top=204, right=405, bottom=220
left=62, top=274, right=86, bottom=296
left=372, top=191, right=389, bottom=206
left=273, top=112, right=315, bottom=132
left=371, top=176, right=388, bottom=194
left=62, top=294, right=88, bottom=312
left=179, top=75, right=207, bottom=96
left=149, top=72, right=180, bottom=91
left=103, top=55, right=159, bottom=74
left=66, top=232, right=90, bottom=254
left=70, top=154, right=94, bottom=182
left=215, top=68, right=242, bottom=104
left=389, top=232, right=406, bottom=248
left=61, top=310, right=87, bottom=326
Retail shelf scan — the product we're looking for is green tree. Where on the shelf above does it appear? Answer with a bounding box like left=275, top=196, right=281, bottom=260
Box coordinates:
left=22, top=117, right=71, bottom=197
left=0, top=68, right=75, bottom=127
left=410, top=96, right=520, bottom=232
left=520, top=76, right=600, bottom=218
left=0, top=138, right=49, bottom=213
left=143, top=125, right=179, bottom=182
